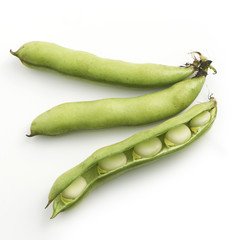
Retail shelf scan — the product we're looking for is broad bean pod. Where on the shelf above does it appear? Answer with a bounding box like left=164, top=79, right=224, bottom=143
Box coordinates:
left=10, top=41, right=199, bottom=88
left=46, top=98, right=217, bottom=218
left=27, top=60, right=212, bottom=136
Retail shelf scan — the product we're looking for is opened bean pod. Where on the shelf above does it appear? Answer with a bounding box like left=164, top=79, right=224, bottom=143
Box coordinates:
left=46, top=98, right=217, bottom=218
left=10, top=41, right=200, bottom=88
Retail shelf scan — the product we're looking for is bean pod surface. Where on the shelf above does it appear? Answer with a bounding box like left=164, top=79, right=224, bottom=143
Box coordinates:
left=46, top=98, right=217, bottom=218
left=11, top=41, right=198, bottom=88
left=28, top=61, right=212, bottom=136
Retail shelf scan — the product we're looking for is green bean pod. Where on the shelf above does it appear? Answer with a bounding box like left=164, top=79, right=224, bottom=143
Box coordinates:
left=46, top=98, right=217, bottom=218
left=10, top=41, right=198, bottom=88
left=27, top=61, right=212, bottom=136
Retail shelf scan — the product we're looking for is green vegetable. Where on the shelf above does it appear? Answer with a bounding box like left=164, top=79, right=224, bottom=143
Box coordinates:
left=46, top=98, right=217, bottom=218
left=27, top=60, right=212, bottom=136
left=10, top=41, right=199, bottom=88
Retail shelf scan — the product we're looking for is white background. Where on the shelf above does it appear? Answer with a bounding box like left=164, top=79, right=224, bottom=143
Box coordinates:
left=1, top=1, right=239, bottom=239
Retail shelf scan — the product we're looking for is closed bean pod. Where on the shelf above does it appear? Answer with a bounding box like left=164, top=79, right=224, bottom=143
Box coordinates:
left=10, top=41, right=199, bottom=88
left=46, top=98, right=217, bottom=218
left=27, top=60, right=212, bottom=136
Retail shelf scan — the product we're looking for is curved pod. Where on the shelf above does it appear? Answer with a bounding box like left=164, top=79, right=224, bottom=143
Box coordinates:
left=11, top=41, right=197, bottom=88
left=28, top=74, right=207, bottom=136
left=46, top=98, right=217, bottom=218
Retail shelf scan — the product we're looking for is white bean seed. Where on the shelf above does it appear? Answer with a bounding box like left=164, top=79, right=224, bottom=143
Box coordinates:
left=165, top=124, right=191, bottom=145
left=134, top=137, right=162, bottom=158
left=61, top=176, right=87, bottom=200
left=98, top=153, right=127, bottom=172
left=189, top=111, right=211, bottom=127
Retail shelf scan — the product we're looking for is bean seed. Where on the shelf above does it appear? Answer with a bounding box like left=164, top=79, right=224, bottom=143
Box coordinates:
left=61, top=176, right=87, bottom=200
left=133, top=137, right=162, bottom=158
left=189, top=111, right=211, bottom=127
left=164, top=124, right=191, bottom=146
left=98, top=153, right=127, bottom=172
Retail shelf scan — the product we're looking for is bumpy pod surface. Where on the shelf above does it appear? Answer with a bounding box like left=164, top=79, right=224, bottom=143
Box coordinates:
left=28, top=74, right=206, bottom=136
left=11, top=41, right=197, bottom=88
left=47, top=98, right=217, bottom=218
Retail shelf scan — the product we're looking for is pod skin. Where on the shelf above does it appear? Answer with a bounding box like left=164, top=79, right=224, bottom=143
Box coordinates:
left=28, top=61, right=212, bottom=136
left=10, top=41, right=198, bottom=88
left=46, top=98, right=217, bottom=218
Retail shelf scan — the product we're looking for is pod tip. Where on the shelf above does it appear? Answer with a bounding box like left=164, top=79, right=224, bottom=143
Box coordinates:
left=50, top=211, right=58, bottom=219
left=45, top=201, right=51, bottom=209
left=26, top=133, right=35, bottom=137
left=10, top=49, right=16, bottom=56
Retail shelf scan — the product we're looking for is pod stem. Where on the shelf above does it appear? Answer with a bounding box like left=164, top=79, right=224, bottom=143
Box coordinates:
left=190, top=51, right=217, bottom=75
left=181, top=54, right=199, bottom=70
left=194, top=60, right=212, bottom=77
left=208, top=93, right=216, bottom=101
left=209, top=64, right=217, bottom=74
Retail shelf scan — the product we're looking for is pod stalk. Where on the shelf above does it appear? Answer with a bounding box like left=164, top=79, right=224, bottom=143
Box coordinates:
left=190, top=51, right=217, bottom=75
